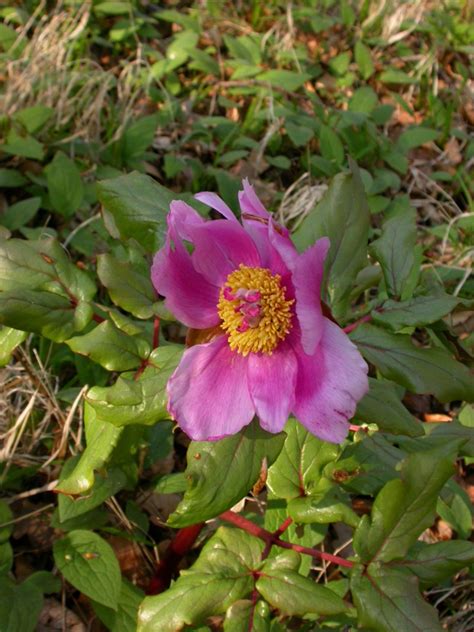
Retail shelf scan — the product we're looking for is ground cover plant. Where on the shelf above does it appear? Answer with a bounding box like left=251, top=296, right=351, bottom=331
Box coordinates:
left=0, top=0, right=473, bottom=630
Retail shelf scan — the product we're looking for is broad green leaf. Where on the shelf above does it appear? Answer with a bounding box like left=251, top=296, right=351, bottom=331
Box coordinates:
left=0, top=542, right=13, bottom=574
left=53, top=530, right=121, bottom=610
left=57, top=404, right=123, bottom=494
left=256, top=553, right=347, bottom=616
left=122, top=114, right=159, bottom=165
left=45, top=152, right=84, bottom=217
left=169, top=420, right=285, bottom=526
left=1, top=130, right=44, bottom=160
left=373, top=294, right=459, bottom=330
left=349, top=86, right=378, bottom=113
left=97, top=253, right=157, bottom=319
left=379, top=69, right=416, bottom=84
left=97, top=172, right=177, bottom=252
left=2, top=197, right=41, bottom=230
left=293, top=162, right=370, bottom=319
left=0, top=500, right=13, bottom=547
left=350, top=563, right=442, bottom=632
left=0, top=168, right=28, bottom=188
left=13, top=105, right=54, bottom=134
left=257, top=70, right=310, bottom=91
left=396, top=127, right=439, bottom=153
left=224, top=599, right=270, bottom=632
left=285, top=121, right=314, bottom=147
left=94, top=2, right=133, bottom=16
left=355, top=378, right=423, bottom=437
left=58, top=459, right=127, bottom=522
left=0, top=237, right=96, bottom=300
left=370, top=208, right=417, bottom=299
left=350, top=324, right=474, bottom=403
left=401, top=540, right=474, bottom=586
left=67, top=321, right=151, bottom=371
left=267, top=418, right=339, bottom=499
left=325, top=432, right=403, bottom=495
left=0, top=289, right=92, bottom=342
left=319, top=125, right=344, bottom=165
left=0, top=327, right=27, bottom=366
left=23, top=571, right=61, bottom=595
left=0, top=577, right=43, bottom=632
left=437, top=479, right=472, bottom=539
left=87, top=345, right=183, bottom=426
left=138, top=528, right=262, bottom=632
left=288, top=492, right=359, bottom=527
left=354, top=41, right=374, bottom=79
left=93, top=579, right=145, bottom=632
left=353, top=447, right=456, bottom=563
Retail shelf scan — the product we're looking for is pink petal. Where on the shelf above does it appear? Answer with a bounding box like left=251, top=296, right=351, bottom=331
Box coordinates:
left=248, top=342, right=297, bottom=433
left=238, top=178, right=270, bottom=220
left=195, top=192, right=238, bottom=222
left=151, top=209, right=220, bottom=329
left=273, top=237, right=330, bottom=355
left=292, top=318, right=368, bottom=443
left=168, top=336, right=255, bottom=440
left=191, top=219, right=261, bottom=285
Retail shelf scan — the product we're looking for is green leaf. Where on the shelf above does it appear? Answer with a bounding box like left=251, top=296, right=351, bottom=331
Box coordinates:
left=350, top=324, right=474, bottom=403
left=401, top=540, right=474, bottom=586
left=349, top=86, right=378, bottom=113
left=138, top=527, right=262, bottom=632
left=1, top=130, right=44, bottom=160
left=267, top=418, right=339, bottom=499
left=93, top=579, right=145, bottom=632
left=0, top=577, right=43, bottom=632
left=86, top=345, right=183, bottom=426
left=285, top=121, right=314, bottom=147
left=379, top=69, right=416, bottom=84
left=45, top=152, right=84, bottom=217
left=94, top=1, right=132, bottom=16
left=67, top=321, right=151, bottom=371
left=0, top=327, right=27, bottom=366
left=356, top=378, right=423, bottom=437
left=328, top=52, right=351, bottom=76
left=0, top=289, right=92, bottom=342
left=224, top=599, right=270, bottom=632
left=56, top=403, right=123, bottom=494
left=53, top=530, right=121, bottom=610
left=257, top=70, right=310, bottom=91
left=293, top=161, right=370, bottom=319
left=0, top=168, right=28, bottom=188
left=13, top=105, right=54, bottom=134
left=396, top=127, right=439, bottom=153
left=437, top=479, right=472, bottom=539
left=353, top=447, right=456, bottom=563
left=23, top=571, right=61, bottom=595
left=58, top=461, right=127, bottom=522
left=354, top=41, right=374, bottom=79
left=319, top=124, right=344, bottom=165
left=2, top=197, right=41, bottom=231
left=122, top=115, right=159, bottom=165
left=373, top=294, right=459, bottom=330
left=288, top=492, right=360, bottom=527
left=97, top=172, right=178, bottom=252
left=350, top=563, right=442, bottom=632
left=370, top=208, right=417, bottom=299
left=256, top=552, right=347, bottom=616
left=169, top=420, right=285, bottom=526
left=0, top=500, right=13, bottom=544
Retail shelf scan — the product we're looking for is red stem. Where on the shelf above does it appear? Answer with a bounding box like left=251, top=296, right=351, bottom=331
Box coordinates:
left=91, top=312, right=105, bottom=323
left=147, top=523, right=204, bottom=595
left=342, top=313, right=372, bottom=334
left=153, top=317, right=160, bottom=349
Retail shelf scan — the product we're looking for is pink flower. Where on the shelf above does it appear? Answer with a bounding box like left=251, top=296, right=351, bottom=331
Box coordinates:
left=151, top=180, right=368, bottom=443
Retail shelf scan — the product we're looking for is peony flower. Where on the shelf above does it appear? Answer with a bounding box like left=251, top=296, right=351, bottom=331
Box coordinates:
left=151, top=179, right=368, bottom=443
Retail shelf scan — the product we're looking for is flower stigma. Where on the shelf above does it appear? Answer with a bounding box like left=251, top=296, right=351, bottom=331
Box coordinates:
left=217, top=265, right=294, bottom=356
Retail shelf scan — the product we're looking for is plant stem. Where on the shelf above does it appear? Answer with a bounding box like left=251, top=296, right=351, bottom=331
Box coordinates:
left=342, top=313, right=372, bottom=334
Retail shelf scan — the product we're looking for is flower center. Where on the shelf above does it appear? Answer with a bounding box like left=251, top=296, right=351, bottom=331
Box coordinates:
left=217, top=265, right=294, bottom=356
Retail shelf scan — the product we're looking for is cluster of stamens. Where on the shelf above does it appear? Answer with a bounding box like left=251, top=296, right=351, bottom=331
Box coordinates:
left=217, top=265, right=294, bottom=356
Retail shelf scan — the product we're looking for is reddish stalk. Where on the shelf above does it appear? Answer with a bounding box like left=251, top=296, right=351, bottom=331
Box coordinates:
left=342, top=313, right=372, bottom=334
left=147, top=523, right=205, bottom=595
left=153, top=317, right=161, bottom=349
left=91, top=312, right=106, bottom=323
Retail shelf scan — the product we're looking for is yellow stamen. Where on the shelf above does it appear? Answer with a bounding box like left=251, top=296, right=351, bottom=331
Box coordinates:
left=217, top=265, right=294, bottom=356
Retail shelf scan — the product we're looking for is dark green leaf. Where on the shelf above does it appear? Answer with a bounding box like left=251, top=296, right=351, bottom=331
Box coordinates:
left=45, top=152, right=84, bottom=217
left=256, top=552, right=347, bottom=616
left=373, top=294, right=459, bottom=330
left=0, top=169, right=28, bottom=188
left=396, top=127, right=439, bottom=153
left=267, top=418, right=339, bottom=499
left=370, top=208, right=417, bottom=299
left=2, top=197, right=41, bottom=231
left=319, top=125, right=344, bottom=165
left=169, top=420, right=285, bottom=526
left=67, top=321, right=151, bottom=371
left=97, top=172, right=178, bottom=252
left=293, top=162, right=370, bottom=320
left=13, top=105, right=54, bottom=134
left=53, top=530, right=121, bottom=610
left=93, top=579, right=145, bottom=632
left=0, top=327, right=27, bottom=366
left=257, top=70, right=310, bottom=91
left=224, top=599, right=270, bottom=632
left=1, top=130, right=44, bottom=160
left=401, top=540, right=474, bottom=586
left=23, top=571, right=61, bottom=595
left=350, top=563, right=442, bottom=632
left=356, top=378, right=423, bottom=437
left=351, top=324, right=474, bottom=403
left=353, top=447, right=455, bottom=563
left=354, top=41, right=374, bottom=79
left=0, top=577, right=43, bottom=632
